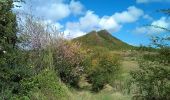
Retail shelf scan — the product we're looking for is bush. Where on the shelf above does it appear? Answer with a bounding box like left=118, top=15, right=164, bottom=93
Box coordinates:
left=158, top=47, right=170, bottom=65
left=130, top=34, right=170, bottom=100
left=20, top=69, right=69, bottom=100
left=53, top=41, right=87, bottom=87
left=143, top=47, right=170, bottom=65
left=130, top=60, right=170, bottom=100
left=0, top=47, right=34, bottom=98
left=87, top=52, right=121, bottom=92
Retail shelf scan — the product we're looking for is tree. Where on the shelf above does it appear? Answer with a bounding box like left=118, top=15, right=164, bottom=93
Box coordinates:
left=0, top=1, right=32, bottom=99
left=0, top=0, right=17, bottom=51
left=17, top=13, right=64, bottom=73
left=0, top=0, right=18, bottom=98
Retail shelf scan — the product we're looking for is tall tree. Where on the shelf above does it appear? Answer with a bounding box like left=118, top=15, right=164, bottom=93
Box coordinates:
left=0, top=0, right=17, bottom=50
left=0, top=0, right=19, bottom=98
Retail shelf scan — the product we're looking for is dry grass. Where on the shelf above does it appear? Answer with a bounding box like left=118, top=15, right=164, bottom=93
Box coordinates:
left=121, top=60, right=139, bottom=73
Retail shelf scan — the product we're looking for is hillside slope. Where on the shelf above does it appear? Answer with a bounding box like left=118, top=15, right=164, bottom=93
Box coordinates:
left=73, top=30, right=133, bottom=50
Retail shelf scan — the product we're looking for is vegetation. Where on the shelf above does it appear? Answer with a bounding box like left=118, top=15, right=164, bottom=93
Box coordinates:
left=0, top=0, right=169, bottom=100
left=129, top=10, right=170, bottom=100
left=0, top=0, right=24, bottom=98
left=0, top=1, right=70, bottom=99
left=53, top=41, right=87, bottom=87
left=19, top=69, right=69, bottom=100
left=130, top=36, right=170, bottom=100
left=87, top=52, right=121, bottom=92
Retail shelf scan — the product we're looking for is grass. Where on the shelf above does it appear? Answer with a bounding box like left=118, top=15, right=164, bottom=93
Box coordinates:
left=68, top=51, right=139, bottom=100
left=121, top=60, right=139, bottom=73
left=70, top=88, right=132, bottom=100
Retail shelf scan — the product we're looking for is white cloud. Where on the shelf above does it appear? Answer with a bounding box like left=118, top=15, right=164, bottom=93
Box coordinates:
left=136, top=0, right=170, bottom=3
left=112, top=6, right=144, bottom=23
left=64, top=11, right=122, bottom=38
left=69, top=0, right=84, bottom=15
left=133, top=27, right=148, bottom=34
left=43, top=20, right=63, bottom=30
left=19, top=1, right=145, bottom=38
left=152, top=17, right=169, bottom=28
left=64, top=11, right=101, bottom=38
left=143, top=14, right=153, bottom=21
left=79, top=11, right=100, bottom=31
left=36, top=3, right=70, bottom=21
left=64, top=29, right=86, bottom=39
left=133, top=17, right=170, bottom=34
left=99, top=16, right=122, bottom=32
left=65, top=11, right=100, bottom=32
left=64, top=6, right=144, bottom=38
left=23, top=0, right=84, bottom=21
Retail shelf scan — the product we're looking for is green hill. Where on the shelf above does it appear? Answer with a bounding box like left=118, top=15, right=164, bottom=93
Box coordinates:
left=73, top=30, right=133, bottom=50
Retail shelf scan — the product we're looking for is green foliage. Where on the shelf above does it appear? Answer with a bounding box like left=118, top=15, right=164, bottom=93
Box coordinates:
left=0, top=49, right=33, bottom=99
left=0, top=0, right=17, bottom=50
left=87, top=52, right=121, bottom=92
left=130, top=24, right=170, bottom=100
left=158, top=47, right=170, bottom=65
left=130, top=60, right=170, bottom=100
left=27, top=48, right=54, bottom=74
left=0, top=0, right=31, bottom=99
left=137, top=45, right=157, bottom=52
left=142, top=47, right=170, bottom=65
left=11, top=69, right=69, bottom=100
left=0, top=1, right=70, bottom=99
left=130, top=45, right=170, bottom=99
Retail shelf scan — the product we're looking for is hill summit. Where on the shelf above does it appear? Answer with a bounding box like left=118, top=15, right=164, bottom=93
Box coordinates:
left=73, top=30, right=132, bottom=50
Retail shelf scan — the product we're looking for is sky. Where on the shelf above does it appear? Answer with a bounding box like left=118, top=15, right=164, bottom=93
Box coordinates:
left=15, top=0, right=170, bottom=46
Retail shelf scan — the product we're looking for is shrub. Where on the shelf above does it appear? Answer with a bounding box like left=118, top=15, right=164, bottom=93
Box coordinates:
left=20, top=69, right=69, bottom=100
left=130, top=60, right=170, bottom=100
left=142, top=47, right=170, bottom=65
left=130, top=33, right=170, bottom=100
left=53, top=41, right=87, bottom=87
left=158, top=47, right=170, bottom=65
left=87, top=52, right=121, bottom=92
left=0, top=50, right=34, bottom=99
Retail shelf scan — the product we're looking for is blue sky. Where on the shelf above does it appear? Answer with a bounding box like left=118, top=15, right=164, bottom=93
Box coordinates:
left=17, top=0, right=170, bottom=46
